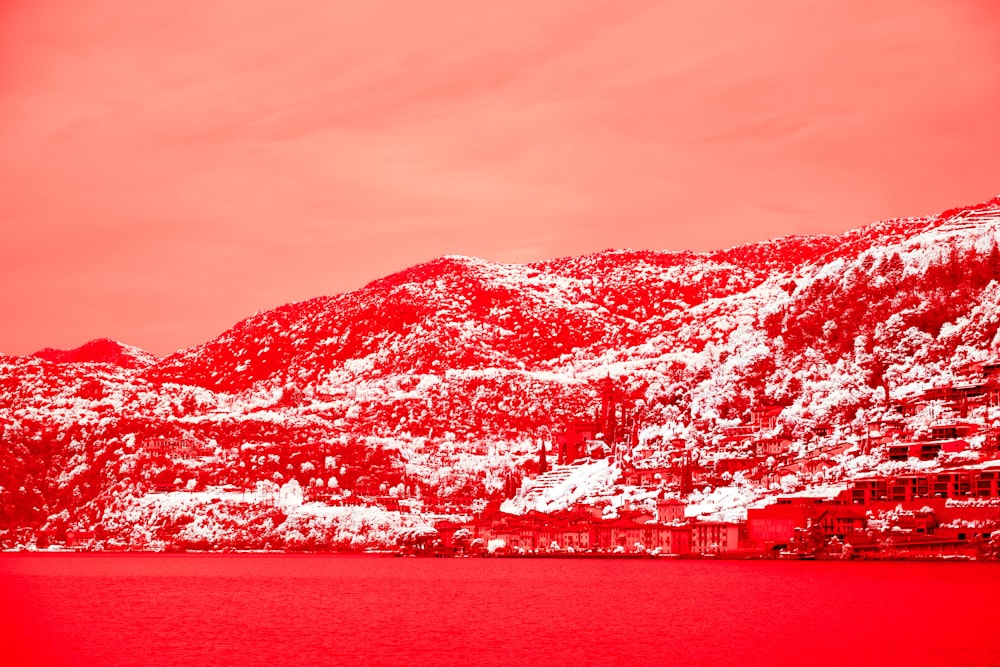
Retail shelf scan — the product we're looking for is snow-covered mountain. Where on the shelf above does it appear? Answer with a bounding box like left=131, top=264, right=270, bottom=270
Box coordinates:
left=2, top=195, right=999, bottom=550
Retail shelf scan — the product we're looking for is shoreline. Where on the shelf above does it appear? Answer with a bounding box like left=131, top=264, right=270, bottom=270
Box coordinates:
left=0, top=547, right=989, bottom=562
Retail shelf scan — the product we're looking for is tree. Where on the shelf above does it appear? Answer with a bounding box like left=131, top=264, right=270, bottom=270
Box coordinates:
left=398, top=526, right=438, bottom=554
left=452, top=528, right=473, bottom=553
left=868, top=355, right=890, bottom=407
left=989, top=241, right=1000, bottom=282
left=882, top=252, right=904, bottom=279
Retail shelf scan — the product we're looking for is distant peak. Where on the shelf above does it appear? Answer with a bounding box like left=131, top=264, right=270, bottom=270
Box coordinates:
left=32, top=338, right=159, bottom=369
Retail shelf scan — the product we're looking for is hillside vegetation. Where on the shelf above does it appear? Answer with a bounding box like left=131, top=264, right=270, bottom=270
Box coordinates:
left=2, top=196, right=999, bottom=550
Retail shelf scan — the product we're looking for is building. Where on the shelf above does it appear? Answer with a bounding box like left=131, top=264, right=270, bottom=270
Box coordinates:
left=622, top=466, right=675, bottom=487
left=690, top=521, right=741, bottom=554
left=592, top=519, right=691, bottom=554
left=65, top=530, right=97, bottom=549
left=814, top=508, right=867, bottom=540
left=752, top=405, right=785, bottom=431
left=851, top=464, right=1000, bottom=504
left=656, top=498, right=686, bottom=523
left=929, top=422, right=977, bottom=441
left=478, top=510, right=692, bottom=554
left=556, top=421, right=599, bottom=464
left=757, top=438, right=792, bottom=457
left=144, top=436, right=207, bottom=459
left=886, top=439, right=969, bottom=462
left=557, top=377, right=637, bottom=464
left=747, top=489, right=852, bottom=550
left=715, top=455, right=760, bottom=475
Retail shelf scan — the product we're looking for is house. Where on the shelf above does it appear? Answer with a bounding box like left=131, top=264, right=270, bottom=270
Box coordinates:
left=929, top=422, right=977, bottom=441
left=801, top=458, right=835, bottom=475
left=756, top=438, right=791, bottom=457
left=145, top=436, right=207, bottom=459
left=547, top=509, right=603, bottom=550
left=558, top=524, right=593, bottom=551
left=486, top=509, right=599, bottom=552
left=566, top=503, right=605, bottom=521
left=889, top=510, right=937, bottom=535
left=981, top=361, right=1000, bottom=383
left=618, top=504, right=657, bottom=525
left=886, top=443, right=912, bottom=461
left=592, top=519, right=690, bottom=554
left=746, top=489, right=850, bottom=550
left=690, top=521, right=741, bottom=555
left=491, top=515, right=540, bottom=552
left=631, top=439, right=659, bottom=460
left=556, top=421, right=599, bottom=464
left=65, top=530, right=97, bottom=549
left=715, top=455, right=760, bottom=475
left=922, top=383, right=985, bottom=405
left=815, top=508, right=866, bottom=540
left=622, top=466, right=674, bottom=487
left=930, top=470, right=973, bottom=498
left=465, top=514, right=497, bottom=545
left=637, top=522, right=692, bottom=555
left=433, top=519, right=465, bottom=550
left=851, top=477, right=887, bottom=504
left=888, top=439, right=969, bottom=462
left=975, top=464, right=1000, bottom=498
left=867, top=417, right=906, bottom=444
left=748, top=499, right=818, bottom=550
left=813, top=424, right=833, bottom=438
left=481, top=510, right=695, bottom=555
left=720, top=425, right=757, bottom=448
left=656, top=498, right=686, bottom=524
left=752, top=405, right=785, bottom=431
left=749, top=469, right=782, bottom=491
left=891, top=395, right=923, bottom=417
left=850, top=465, right=1000, bottom=504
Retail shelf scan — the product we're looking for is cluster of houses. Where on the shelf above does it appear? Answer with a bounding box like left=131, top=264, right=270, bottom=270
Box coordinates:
left=119, top=361, right=1000, bottom=558
left=426, top=499, right=738, bottom=557
left=423, top=458, right=1000, bottom=558
left=418, top=361, right=1000, bottom=558
left=747, top=463, right=1000, bottom=558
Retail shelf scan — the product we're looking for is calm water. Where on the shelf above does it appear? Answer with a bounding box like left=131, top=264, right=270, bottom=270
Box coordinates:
left=2, top=554, right=999, bottom=667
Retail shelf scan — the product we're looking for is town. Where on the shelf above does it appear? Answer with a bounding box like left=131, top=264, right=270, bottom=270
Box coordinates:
left=400, top=365, right=1000, bottom=560
left=39, top=355, right=1000, bottom=560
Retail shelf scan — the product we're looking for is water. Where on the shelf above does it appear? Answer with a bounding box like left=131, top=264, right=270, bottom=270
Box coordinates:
left=2, top=554, right=999, bottom=667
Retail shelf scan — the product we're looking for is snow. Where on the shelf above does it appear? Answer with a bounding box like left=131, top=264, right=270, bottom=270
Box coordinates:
left=6, top=197, right=1000, bottom=551
left=501, top=460, right=618, bottom=515
left=775, top=484, right=849, bottom=500
left=685, top=485, right=760, bottom=522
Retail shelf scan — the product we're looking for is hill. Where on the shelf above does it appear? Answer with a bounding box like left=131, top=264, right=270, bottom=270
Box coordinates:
left=32, top=338, right=159, bottom=370
left=2, top=195, right=999, bottom=551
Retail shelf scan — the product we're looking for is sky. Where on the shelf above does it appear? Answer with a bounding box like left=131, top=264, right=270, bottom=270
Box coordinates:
left=2, top=0, right=999, bottom=357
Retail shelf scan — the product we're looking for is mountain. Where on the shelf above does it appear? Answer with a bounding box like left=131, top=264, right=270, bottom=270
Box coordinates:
left=32, top=338, right=159, bottom=370
left=1, top=195, right=999, bottom=551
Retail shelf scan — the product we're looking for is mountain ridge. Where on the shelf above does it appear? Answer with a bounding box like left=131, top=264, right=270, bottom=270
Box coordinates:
left=30, top=338, right=159, bottom=370
left=2, top=194, right=1000, bottom=551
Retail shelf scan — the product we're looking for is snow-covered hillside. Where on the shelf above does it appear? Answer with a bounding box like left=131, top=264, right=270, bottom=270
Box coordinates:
left=2, top=195, right=1000, bottom=550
